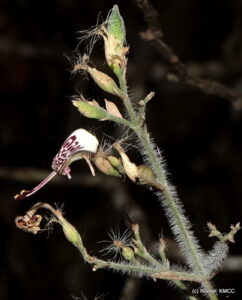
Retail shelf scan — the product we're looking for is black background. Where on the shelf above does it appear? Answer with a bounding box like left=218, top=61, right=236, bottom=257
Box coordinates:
left=0, top=0, right=242, bottom=299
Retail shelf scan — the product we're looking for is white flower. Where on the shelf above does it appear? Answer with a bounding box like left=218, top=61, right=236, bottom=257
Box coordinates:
left=15, top=129, right=99, bottom=200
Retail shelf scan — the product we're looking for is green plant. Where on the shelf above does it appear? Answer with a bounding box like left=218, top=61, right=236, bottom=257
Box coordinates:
left=15, top=5, right=240, bottom=299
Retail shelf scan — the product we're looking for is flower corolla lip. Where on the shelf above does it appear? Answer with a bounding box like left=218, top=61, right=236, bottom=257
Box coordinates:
left=52, top=129, right=99, bottom=173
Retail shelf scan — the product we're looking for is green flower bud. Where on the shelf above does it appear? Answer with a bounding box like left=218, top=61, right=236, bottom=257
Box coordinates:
left=103, top=5, right=127, bottom=76
left=87, top=66, right=123, bottom=98
left=122, top=246, right=135, bottom=261
left=61, top=218, right=81, bottom=248
left=107, top=5, right=125, bottom=47
left=108, top=155, right=124, bottom=173
left=72, top=99, right=107, bottom=120
left=93, top=151, right=122, bottom=177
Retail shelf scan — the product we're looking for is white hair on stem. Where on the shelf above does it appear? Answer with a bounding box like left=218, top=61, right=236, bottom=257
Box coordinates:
left=202, top=241, right=229, bottom=275
left=135, top=130, right=206, bottom=274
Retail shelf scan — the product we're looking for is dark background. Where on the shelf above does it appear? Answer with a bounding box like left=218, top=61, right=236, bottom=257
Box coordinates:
left=0, top=0, right=242, bottom=299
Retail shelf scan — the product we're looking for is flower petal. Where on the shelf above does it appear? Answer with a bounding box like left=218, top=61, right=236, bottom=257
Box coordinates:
left=51, top=129, right=99, bottom=173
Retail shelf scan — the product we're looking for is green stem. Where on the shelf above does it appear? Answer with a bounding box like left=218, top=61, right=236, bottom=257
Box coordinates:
left=118, top=70, right=137, bottom=124
left=135, top=125, right=206, bottom=276
left=203, top=281, right=219, bottom=300
left=106, top=111, right=132, bottom=127
left=74, top=238, right=205, bottom=282
left=174, top=280, right=199, bottom=300
left=117, top=72, right=219, bottom=300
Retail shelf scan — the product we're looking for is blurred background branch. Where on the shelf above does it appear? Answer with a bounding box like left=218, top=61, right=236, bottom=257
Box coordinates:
left=134, top=0, right=242, bottom=110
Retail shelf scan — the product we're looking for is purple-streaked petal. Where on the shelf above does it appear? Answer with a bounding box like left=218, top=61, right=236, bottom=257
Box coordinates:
left=51, top=132, right=84, bottom=173
left=51, top=129, right=99, bottom=174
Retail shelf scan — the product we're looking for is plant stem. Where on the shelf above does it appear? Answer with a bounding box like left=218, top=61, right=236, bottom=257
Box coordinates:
left=174, top=280, right=199, bottom=300
left=119, top=70, right=138, bottom=124
left=117, top=71, right=219, bottom=300
left=136, top=133, right=212, bottom=277
left=132, top=223, right=164, bottom=267
left=137, top=126, right=205, bottom=273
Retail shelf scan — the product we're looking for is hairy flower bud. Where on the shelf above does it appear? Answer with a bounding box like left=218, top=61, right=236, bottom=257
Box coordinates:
left=93, top=151, right=122, bottom=177
left=86, top=66, right=123, bottom=98
left=72, top=99, right=107, bottom=120
left=103, top=5, right=128, bottom=76
left=108, top=155, right=124, bottom=173
left=60, top=217, right=82, bottom=248
left=114, top=143, right=138, bottom=182
left=122, top=246, right=135, bottom=261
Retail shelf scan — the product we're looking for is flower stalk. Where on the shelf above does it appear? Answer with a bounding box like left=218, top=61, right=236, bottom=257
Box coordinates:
left=15, top=202, right=215, bottom=285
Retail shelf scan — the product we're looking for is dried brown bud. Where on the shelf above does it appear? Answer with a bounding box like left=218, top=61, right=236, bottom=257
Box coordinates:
left=114, top=143, right=138, bottom=182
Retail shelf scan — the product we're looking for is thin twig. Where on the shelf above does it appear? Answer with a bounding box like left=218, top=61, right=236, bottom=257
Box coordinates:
left=134, top=0, right=242, bottom=110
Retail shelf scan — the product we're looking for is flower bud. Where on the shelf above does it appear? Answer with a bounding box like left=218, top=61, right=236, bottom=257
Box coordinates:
left=122, top=246, right=135, bottom=261
left=114, top=143, right=138, bottom=182
left=61, top=217, right=81, bottom=248
left=107, top=5, right=125, bottom=47
left=138, top=165, right=155, bottom=184
left=104, top=5, right=127, bottom=76
left=72, top=99, right=107, bottom=120
left=108, top=155, right=124, bottom=173
left=93, top=151, right=122, bottom=177
left=86, top=66, right=123, bottom=98
left=137, top=165, right=164, bottom=191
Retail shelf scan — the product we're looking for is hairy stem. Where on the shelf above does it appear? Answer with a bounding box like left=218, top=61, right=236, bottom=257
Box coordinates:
left=135, top=127, right=206, bottom=274
left=117, top=70, right=218, bottom=299
left=119, top=70, right=138, bottom=124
